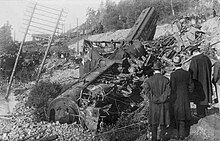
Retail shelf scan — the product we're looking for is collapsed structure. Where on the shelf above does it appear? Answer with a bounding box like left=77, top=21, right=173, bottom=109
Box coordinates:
left=47, top=7, right=209, bottom=130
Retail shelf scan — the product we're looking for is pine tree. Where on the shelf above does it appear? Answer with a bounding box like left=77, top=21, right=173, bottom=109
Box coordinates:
left=0, top=22, right=19, bottom=80
left=0, top=21, right=16, bottom=54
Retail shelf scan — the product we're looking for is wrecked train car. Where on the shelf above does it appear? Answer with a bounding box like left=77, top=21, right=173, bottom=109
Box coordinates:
left=47, top=7, right=159, bottom=130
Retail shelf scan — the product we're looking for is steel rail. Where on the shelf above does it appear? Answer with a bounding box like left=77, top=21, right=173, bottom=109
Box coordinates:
left=29, top=24, right=54, bottom=32
left=33, top=12, right=63, bottom=21
left=31, top=16, right=57, bottom=24
left=30, top=20, right=57, bottom=29
left=33, top=2, right=67, bottom=14
left=36, top=9, right=64, bottom=84
left=35, top=7, right=60, bottom=16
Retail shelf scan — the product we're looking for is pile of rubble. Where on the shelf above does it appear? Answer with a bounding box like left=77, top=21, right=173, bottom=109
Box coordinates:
left=202, top=17, right=220, bottom=50
left=0, top=83, right=95, bottom=141
left=0, top=58, right=92, bottom=141
left=42, top=58, right=79, bottom=84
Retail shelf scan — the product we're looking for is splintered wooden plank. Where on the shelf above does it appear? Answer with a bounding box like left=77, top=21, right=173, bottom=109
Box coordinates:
left=126, top=7, right=158, bottom=41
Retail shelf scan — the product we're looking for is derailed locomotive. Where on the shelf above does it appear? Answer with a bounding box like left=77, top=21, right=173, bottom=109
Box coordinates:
left=47, top=7, right=176, bottom=130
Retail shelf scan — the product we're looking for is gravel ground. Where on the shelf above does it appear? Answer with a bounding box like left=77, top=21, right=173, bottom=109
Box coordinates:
left=0, top=59, right=94, bottom=141
left=0, top=83, right=96, bottom=141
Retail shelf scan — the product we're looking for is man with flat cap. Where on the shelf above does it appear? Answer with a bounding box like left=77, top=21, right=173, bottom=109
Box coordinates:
left=189, top=46, right=212, bottom=118
left=141, top=61, right=170, bottom=141
left=170, top=56, right=193, bottom=140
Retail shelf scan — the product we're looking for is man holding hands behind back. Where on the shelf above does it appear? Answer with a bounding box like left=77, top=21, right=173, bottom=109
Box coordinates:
left=141, top=61, right=171, bottom=141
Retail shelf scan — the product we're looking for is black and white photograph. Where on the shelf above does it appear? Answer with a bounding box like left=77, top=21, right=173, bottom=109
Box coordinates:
left=0, top=0, right=220, bottom=140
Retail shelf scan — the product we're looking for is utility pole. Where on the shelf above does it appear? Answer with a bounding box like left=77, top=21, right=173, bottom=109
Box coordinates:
left=85, top=20, right=87, bottom=36
left=5, top=3, right=37, bottom=100
left=64, top=24, right=65, bottom=34
left=171, top=0, right=175, bottom=16
left=77, top=17, right=79, bottom=54
left=13, top=30, right=16, bottom=41
left=62, top=24, right=64, bottom=34
left=69, top=24, right=71, bottom=38
left=5, top=1, right=67, bottom=100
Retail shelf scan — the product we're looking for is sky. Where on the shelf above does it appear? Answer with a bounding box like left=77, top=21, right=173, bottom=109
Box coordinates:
left=0, top=0, right=121, bottom=41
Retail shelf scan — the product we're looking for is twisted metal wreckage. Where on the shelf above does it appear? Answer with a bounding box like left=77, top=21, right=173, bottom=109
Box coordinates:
left=47, top=7, right=207, bottom=130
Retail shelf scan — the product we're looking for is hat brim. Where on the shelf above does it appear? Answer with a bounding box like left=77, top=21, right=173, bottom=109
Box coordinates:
left=174, top=62, right=182, bottom=66
left=190, top=46, right=200, bottom=54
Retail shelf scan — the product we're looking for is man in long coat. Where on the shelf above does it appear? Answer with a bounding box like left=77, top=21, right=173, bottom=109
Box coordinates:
left=141, top=61, right=170, bottom=141
left=189, top=46, right=213, bottom=118
left=212, top=49, right=220, bottom=112
left=170, top=56, right=193, bottom=139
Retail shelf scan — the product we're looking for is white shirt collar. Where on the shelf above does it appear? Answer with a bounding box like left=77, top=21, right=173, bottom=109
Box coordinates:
left=175, top=67, right=182, bottom=70
left=192, top=52, right=201, bottom=57
left=154, top=70, right=161, bottom=74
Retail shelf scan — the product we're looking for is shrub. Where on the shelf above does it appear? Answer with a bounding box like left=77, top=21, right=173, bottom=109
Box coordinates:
left=26, top=81, right=62, bottom=121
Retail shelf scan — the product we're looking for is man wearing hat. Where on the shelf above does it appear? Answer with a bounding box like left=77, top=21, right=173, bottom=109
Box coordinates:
left=122, top=53, right=131, bottom=74
left=141, top=61, right=170, bottom=141
left=189, top=46, right=213, bottom=118
left=212, top=49, right=220, bottom=112
left=170, top=56, right=193, bottom=139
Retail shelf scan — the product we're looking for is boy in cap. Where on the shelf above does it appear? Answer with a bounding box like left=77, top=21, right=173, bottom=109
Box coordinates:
left=189, top=46, right=212, bottom=118
left=141, top=61, right=171, bottom=141
left=170, top=56, right=193, bottom=139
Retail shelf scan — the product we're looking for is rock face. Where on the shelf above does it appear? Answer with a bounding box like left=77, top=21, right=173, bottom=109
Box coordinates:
left=190, top=114, right=220, bottom=141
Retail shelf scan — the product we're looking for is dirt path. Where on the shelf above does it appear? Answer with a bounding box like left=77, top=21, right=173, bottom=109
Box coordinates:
left=0, top=92, right=17, bottom=116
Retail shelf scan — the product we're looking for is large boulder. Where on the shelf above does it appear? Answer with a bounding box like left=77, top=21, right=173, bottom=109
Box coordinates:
left=190, top=114, right=220, bottom=141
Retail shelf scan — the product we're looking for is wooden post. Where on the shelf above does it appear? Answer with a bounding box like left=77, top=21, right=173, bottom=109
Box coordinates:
left=13, top=30, right=16, bottom=41
left=5, top=3, right=37, bottom=100
left=69, top=24, right=71, bottom=38
left=85, top=20, right=87, bottom=36
left=171, top=0, right=175, bottom=16
left=36, top=9, right=64, bottom=84
left=77, top=18, right=79, bottom=54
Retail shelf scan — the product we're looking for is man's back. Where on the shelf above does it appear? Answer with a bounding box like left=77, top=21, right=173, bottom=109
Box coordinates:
left=189, top=53, right=213, bottom=105
left=142, top=73, right=170, bottom=126
left=146, top=73, right=170, bottom=98
left=190, top=53, right=212, bottom=81
left=171, top=69, right=190, bottom=91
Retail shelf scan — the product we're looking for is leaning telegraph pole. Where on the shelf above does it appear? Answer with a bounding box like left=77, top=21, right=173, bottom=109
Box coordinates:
left=5, top=2, right=67, bottom=100
left=5, top=3, right=37, bottom=100
left=171, top=0, right=175, bottom=16
left=77, top=17, right=79, bottom=55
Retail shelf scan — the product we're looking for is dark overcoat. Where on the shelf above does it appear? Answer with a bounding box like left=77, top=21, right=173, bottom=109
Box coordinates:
left=142, top=73, right=170, bottom=125
left=189, top=53, right=213, bottom=105
left=213, top=61, right=220, bottom=85
left=170, top=68, right=192, bottom=121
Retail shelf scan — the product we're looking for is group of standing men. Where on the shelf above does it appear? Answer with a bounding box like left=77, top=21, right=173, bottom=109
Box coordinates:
left=141, top=46, right=216, bottom=141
